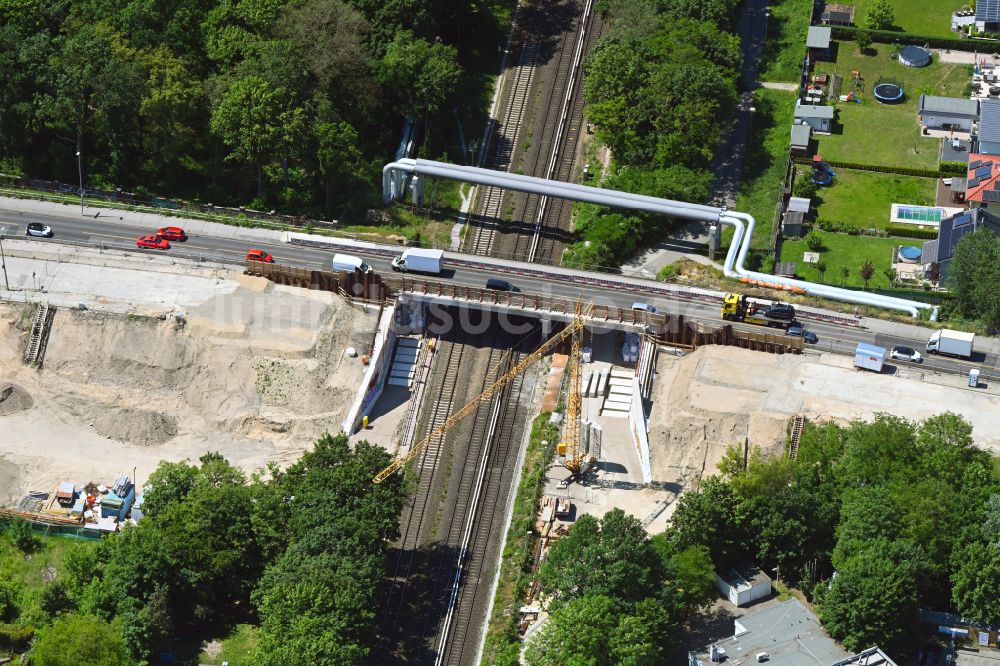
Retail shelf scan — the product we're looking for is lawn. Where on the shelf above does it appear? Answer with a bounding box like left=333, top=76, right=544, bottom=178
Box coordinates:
left=813, top=42, right=971, bottom=169
left=780, top=231, right=904, bottom=288
left=851, top=0, right=966, bottom=38
left=198, top=623, right=259, bottom=665
left=0, top=529, right=82, bottom=634
left=809, top=168, right=937, bottom=229
left=758, top=0, right=814, bottom=82
left=735, top=88, right=798, bottom=249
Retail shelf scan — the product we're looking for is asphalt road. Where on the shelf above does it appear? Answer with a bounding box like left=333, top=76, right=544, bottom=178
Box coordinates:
left=1, top=206, right=996, bottom=381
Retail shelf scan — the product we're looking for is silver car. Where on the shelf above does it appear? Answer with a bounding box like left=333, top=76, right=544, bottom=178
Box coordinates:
left=890, top=345, right=922, bottom=363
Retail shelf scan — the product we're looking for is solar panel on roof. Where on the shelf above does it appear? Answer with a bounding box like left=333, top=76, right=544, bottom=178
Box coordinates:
left=970, top=160, right=983, bottom=170
left=968, top=177, right=981, bottom=188
left=984, top=190, right=1000, bottom=202
left=979, top=0, right=1000, bottom=21
left=976, top=166, right=993, bottom=179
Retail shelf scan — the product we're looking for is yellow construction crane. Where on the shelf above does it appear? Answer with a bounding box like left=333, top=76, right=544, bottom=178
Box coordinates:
left=557, top=301, right=593, bottom=474
left=372, top=303, right=592, bottom=484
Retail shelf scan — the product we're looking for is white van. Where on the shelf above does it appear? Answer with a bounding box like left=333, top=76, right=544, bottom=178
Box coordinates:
left=332, top=253, right=372, bottom=273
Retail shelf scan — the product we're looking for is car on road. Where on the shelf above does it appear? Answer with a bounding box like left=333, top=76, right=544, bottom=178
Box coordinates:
left=155, top=226, right=186, bottom=241
left=26, top=222, right=53, bottom=238
left=631, top=302, right=657, bottom=314
left=786, top=324, right=818, bottom=344
left=890, top=345, right=922, bottom=363
left=246, top=248, right=274, bottom=263
left=485, top=278, right=517, bottom=292
left=136, top=235, right=169, bottom=250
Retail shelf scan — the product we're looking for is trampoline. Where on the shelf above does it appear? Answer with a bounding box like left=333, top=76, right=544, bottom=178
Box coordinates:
left=812, top=170, right=833, bottom=185
left=874, top=82, right=905, bottom=103
left=812, top=161, right=831, bottom=174
left=899, top=45, right=931, bottom=68
left=898, top=246, right=922, bottom=263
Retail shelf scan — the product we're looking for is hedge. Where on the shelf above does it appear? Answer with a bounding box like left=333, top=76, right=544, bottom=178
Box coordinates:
left=793, top=157, right=950, bottom=179
left=940, top=161, right=968, bottom=176
left=0, top=623, right=34, bottom=652
left=830, top=25, right=996, bottom=52
left=886, top=224, right=940, bottom=239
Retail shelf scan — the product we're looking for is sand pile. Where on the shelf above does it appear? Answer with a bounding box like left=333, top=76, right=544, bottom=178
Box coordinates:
left=93, top=408, right=179, bottom=445
left=0, top=383, right=32, bottom=416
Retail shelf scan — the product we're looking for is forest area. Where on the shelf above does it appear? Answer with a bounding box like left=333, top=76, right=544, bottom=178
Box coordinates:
left=515, top=412, right=1000, bottom=664
left=0, top=0, right=511, bottom=219
left=565, top=0, right=743, bottom=270
left=0, top=435, right=408, bottom=664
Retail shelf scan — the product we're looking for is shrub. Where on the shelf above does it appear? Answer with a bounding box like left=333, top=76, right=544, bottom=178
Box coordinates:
left=6, top=518, right=37, bottom=553
left=792, top=157, right=951, bottom=179
left=657, top=264, right=681, bottom=281
left=0, top=623, right=34, bottom=652
left=886, top=224, right=939, bottom=239
left=940, top=161, right=968, bottom=176
left=805, top=230, right=824, bottom=252
left=829, top=25, right=996, bottom=52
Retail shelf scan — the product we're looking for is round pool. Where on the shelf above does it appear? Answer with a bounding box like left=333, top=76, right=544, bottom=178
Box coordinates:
left=874, top=82, right=905, bottom=103
left=898, top=245, right=922, bottom=263
left=812, top=170, right=833, bottom=186
left=899, top=45, right=931, bottom=67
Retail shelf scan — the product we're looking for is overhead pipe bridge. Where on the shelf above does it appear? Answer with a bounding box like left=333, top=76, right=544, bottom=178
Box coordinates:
left=383, top=158, right=937, bottom=320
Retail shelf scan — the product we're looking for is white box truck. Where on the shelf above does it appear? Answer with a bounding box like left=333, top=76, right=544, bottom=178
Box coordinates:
left=854, top=342, right=885, bottom=373
left=391, top=248, right=443, bottom=274
left=926, top=329, right=974, bottom=358
left=332, top=253, right=371, bottom=273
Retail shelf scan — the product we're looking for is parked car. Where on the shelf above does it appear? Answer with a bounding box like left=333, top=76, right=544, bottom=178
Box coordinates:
left=786, top=324, right=818, bottom=344
left=136, top=235, right=169, bottom=249
left=246, top=248, right=273, bottom=263
left=155, top=226, right=186, bottom=241
left=631, top=302, right=657, bottom=314
left=890, top=345, right=922, bottom=363
left=26, top=222, right=53, bottom=238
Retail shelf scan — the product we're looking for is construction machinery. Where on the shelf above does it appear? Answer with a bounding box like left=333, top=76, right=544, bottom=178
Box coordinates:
left=721, top=293, right=796, bottom=329
left=372, top=304, right=594, bottom=484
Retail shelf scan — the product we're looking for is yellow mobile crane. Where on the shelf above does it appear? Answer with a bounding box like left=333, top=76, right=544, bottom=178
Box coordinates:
left=372, top=303, right=593, bottom=484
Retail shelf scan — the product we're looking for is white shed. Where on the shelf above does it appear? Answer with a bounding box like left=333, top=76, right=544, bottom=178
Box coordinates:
left=715, top=562, right=773, bottom=607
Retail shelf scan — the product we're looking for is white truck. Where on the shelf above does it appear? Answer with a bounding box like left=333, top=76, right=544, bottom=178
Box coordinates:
left=854, top=342, right=885, bottom=373
left=926, top=329, right=974, bottom=358
left=391, top=248, right=443, bottom=274
left=332, top=253, right=372, bottom=273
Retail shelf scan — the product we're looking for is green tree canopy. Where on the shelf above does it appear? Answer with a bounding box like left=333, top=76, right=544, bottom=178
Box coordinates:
left=31, top=613, right=134, bottom=666
left=377, top=30, right=462, bottom=119
left=864, top=0, right=895, bottom=30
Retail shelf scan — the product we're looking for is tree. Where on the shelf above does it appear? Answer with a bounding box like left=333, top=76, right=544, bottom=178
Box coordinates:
left=840, top=266, right=850, bottom=286
left=537, top=509, right=662, bottom=608
left=864, top=0, right=895, bottom=30
left=667, top=476, right=746, bottom=565
left=951, top=541, right=1000, bottom=624
left=378, top=30, right=462, bottom=120
left=820, top=539, right=925, bottom=653
left=7, top=517, right=37, bottom=552
left=805, top=230, right=824, bottom=252
left=0, top=579, right=18, bottom=622
left=946, top=227, right=1000, bottom=329
left=31, top=613, right=134, bottom=666
left=796, top=179, right=819, bottom=202
left=883, top=267, right=897, bottom=288
left=855, top=30, right=873, bottom=53
left=859, top=258, right=875, bottom=289
left=40, top=580, right=75, bottom=617
left=816, top=259, right=828, bottom=283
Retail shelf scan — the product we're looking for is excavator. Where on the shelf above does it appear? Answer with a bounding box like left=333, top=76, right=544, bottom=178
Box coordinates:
left=373, top=303, right=594, bottom=484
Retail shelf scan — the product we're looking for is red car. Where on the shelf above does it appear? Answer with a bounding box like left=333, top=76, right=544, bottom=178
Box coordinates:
left=155, top=226, right=186, bottom=241
left=137, top=235, right=169, bottom=250
left=246, top=248, right=274, bottom=263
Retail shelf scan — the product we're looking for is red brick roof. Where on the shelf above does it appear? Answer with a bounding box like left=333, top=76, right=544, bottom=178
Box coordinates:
left=966, top=154, right=1000, bottom=203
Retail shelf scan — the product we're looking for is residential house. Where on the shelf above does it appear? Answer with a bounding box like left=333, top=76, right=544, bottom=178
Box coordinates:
left=917, top=94, right=978, bottom=132
left=922, top=207, right=1000, bottom=283
left=964, top=154, right=1000, bottom=209
left=807, top=26, right=832, bottom=61
left=974, top=0, right=1000, bottom=32
left=795, top=103, right=834, bottom=133
left=790, top=123, right=812, bottom=157
left=977, top=99, right=1000, bottom=155
left=820, top=3, right=856, bottom=26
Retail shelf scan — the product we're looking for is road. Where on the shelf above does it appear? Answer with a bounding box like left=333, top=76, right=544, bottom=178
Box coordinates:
left=1, top=201, right=997, bottom=381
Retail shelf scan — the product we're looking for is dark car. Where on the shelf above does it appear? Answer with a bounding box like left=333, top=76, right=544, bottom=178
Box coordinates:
left=485, top=278, right=517, bottom=292
left=26, top=222, right=53, bottom=238
left=786, top=324, right=818, bottom=344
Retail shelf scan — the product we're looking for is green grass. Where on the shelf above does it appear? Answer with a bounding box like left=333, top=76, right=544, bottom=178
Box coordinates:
left=0, top=531, right=79, bottom=625
left=851, top=0, right=966, bottom=38
left=197, top=623, right=259, bottom=665
left=736, top=88, right=799, bottom=249
left=780, top=231, right=904, bottom=288
left=758, top=0, right=814, bottom=82
left=810, top=168, right=937, bottom=229
left=813, top=42, right=971, bottom=169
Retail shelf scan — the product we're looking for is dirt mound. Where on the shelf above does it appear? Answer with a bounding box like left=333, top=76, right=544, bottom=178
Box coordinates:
left=0, top=383, right=33, bottom=415
left=92, top=407, right=178, bottom=445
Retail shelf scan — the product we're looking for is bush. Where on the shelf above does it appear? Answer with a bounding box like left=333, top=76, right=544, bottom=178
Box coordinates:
left=795, top=179, right=819, bottom=201
left=793, top=157, right=955, bottom=179
left=940, top=161, right=968, bottom=176
left=6, top=518, right=37, bottom=553
left=886, top=224, right=939, bottom=239
left=829, top=25, right=996, bottom=52
left=805, top=230, right=824, bottom=252
left=657, top=264, right=681, bottom=281
left=0, top=623, right=34, bottom=652
left=0, top=580, right=18, bottom=622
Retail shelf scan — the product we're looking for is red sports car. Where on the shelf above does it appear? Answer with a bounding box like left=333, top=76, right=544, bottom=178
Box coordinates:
left=246, top=248, right=274, bottom=263
left=136, top=235, right=169, bottom=250
left=155, top=226, right=186, bottom=241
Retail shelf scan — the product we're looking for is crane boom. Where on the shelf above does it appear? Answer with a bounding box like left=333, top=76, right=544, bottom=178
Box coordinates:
left=559, top=301, right=587, bottom=473
left=372, top=316, right=585, bottom=484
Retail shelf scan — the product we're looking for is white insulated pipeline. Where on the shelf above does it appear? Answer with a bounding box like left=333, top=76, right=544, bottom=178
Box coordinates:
left=383, top=158, right=938, bottom=320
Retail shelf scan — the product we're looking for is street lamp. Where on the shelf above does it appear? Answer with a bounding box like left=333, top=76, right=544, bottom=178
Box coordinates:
left=0, top=226, right=9, bottom=291
left=76, top=143, right=84, bottom=216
